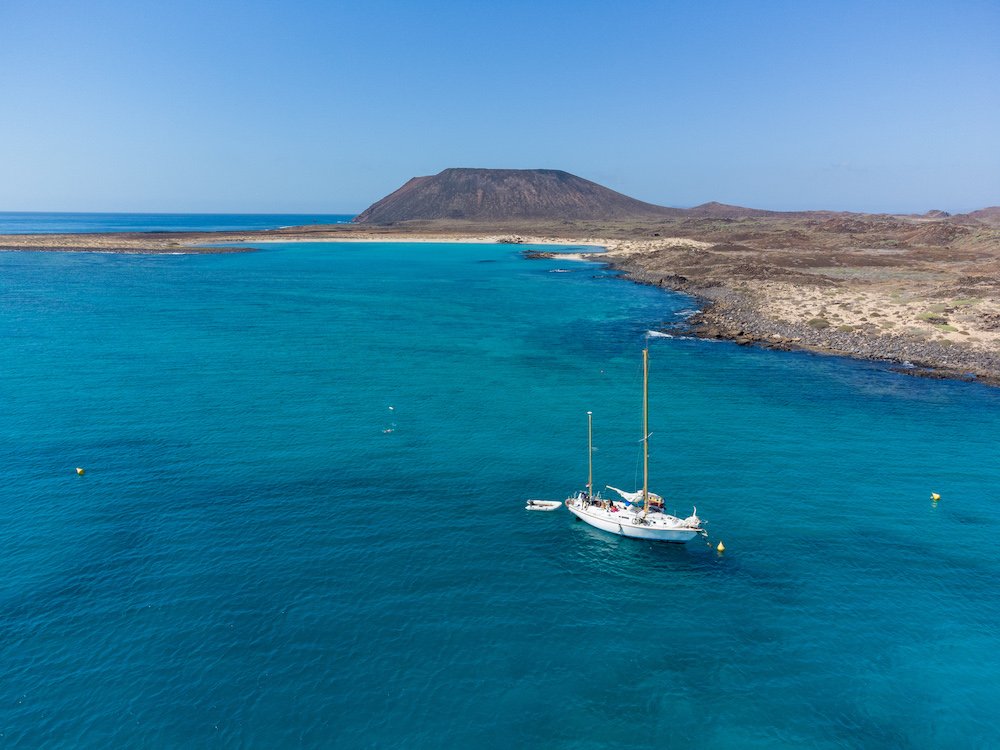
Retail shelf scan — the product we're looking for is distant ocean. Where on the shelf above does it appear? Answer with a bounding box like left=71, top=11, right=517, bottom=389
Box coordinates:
left=0, top=212, right=354, bottom=234
left=2, top=240, right=999, bottom=747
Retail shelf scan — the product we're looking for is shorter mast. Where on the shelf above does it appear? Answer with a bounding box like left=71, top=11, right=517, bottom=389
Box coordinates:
left=587, top=411, right=593, bottom=499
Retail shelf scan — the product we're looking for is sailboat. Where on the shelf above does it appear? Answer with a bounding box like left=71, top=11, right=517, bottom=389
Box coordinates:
left=564, top=348, right=705, bottom=542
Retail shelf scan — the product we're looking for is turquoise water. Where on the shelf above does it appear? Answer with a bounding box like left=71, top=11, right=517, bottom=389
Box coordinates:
left=0, top=212, right=353, bottom=234
left=2, top=242, right=999, bottom=748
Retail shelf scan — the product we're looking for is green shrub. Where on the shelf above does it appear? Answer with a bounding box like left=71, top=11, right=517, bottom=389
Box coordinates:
left=917, top=312, right=948, bottom=324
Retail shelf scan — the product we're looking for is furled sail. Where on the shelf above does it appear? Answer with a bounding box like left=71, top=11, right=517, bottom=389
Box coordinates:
left=606, top=486, right=663, bottom=505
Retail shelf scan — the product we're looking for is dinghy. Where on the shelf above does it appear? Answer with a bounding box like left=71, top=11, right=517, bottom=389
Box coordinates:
left=525, top=499, right=562, bottom=511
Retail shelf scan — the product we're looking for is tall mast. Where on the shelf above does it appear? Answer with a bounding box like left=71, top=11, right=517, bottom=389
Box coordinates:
left=587, top=411, right=593, bottom=498
left=643, top=348, right=649, bottom=514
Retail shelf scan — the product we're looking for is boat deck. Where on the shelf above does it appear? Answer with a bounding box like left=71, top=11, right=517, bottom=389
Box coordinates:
left=565, top=497, right=703, bottom=542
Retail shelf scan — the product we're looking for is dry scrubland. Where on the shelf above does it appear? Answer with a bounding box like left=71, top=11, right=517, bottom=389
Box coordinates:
left=3, top=207, right=1000, bottom=383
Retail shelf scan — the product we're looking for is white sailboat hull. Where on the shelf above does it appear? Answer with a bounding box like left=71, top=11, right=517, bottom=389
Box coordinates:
left=565, top=499, right=702, bottom=543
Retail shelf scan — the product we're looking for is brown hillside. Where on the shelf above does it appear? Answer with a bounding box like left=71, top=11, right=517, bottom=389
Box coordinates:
left=686, top=201, right=783, bottom=219
left=353, top=168, right=684, bottom=224
left=961, top=207, right=1000, bottom=226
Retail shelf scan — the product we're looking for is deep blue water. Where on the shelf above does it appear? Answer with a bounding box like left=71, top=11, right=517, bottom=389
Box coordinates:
left=0, top=212, right=353, bottom=234
left=1, top=242, right=999, bottom=748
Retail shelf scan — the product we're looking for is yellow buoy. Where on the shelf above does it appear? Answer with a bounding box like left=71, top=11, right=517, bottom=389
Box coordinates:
left=76, top=467, right=85, bottom=476
left=931, top=492, right=941, bottom=502
left=717, top=540, right=725, bottom=553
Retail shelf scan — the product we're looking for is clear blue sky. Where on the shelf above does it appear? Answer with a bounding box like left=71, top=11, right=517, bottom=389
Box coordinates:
left=1, top=0, right=997, bottom=213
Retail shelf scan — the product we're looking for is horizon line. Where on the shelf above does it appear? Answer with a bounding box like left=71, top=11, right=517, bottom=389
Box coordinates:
left=1, top=203, right=996, bottom=217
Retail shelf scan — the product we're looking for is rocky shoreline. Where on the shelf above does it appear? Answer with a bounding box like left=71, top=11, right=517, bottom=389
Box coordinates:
left=688, top=286, right=1000, bottom=384
left=599, top=255, right=1000, bottom=386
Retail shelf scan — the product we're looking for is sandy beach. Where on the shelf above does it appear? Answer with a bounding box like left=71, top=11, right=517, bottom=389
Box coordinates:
left=3, top=214, right=1000, bottom=384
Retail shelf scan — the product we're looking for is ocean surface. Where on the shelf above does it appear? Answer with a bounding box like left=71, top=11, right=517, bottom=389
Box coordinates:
left=2, top=241, right=999, bottom=748
left=0, top=212, right=353, bottom=234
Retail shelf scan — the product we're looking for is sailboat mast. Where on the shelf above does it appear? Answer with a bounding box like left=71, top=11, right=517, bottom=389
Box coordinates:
left=643, top=348, right=649, bottom=514
left=587, top=411, right=593, bottom=498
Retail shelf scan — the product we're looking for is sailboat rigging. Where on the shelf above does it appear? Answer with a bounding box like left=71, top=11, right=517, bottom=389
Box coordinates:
left=564, top=347, right=705, bottom=542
